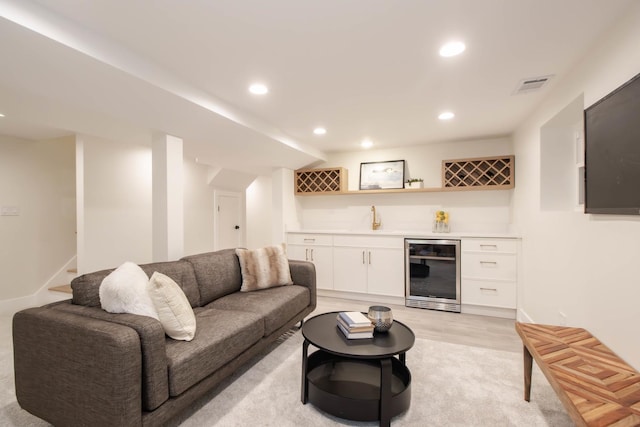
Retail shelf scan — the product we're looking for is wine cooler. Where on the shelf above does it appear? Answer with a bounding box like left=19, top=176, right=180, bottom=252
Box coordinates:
left=405, top=238, right=461, bottom=313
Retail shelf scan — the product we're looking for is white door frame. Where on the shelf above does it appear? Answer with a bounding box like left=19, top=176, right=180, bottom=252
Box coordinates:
left=213, top=190, right=245, bottom=250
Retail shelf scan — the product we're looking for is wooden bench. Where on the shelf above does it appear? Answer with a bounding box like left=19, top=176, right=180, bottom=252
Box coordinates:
left=515, top=322, right=640, bottom=427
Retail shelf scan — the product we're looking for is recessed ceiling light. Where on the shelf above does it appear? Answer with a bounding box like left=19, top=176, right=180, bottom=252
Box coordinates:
left=313, top=127, right=327, bottom=135
left=0, top=113, right=5, bottom=118
left=249, top=83, right=268, bottom=95
left=439, top=41, right=466, bottom=57
left=361, top=139, right=373, bottom=148
left=438, top=111, right=455, bottom=120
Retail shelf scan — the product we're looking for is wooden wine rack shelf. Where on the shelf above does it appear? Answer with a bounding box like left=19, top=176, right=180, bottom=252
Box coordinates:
left=295, top=167, right=347, bottom=195
left=442, top=156, right=514, bottom=190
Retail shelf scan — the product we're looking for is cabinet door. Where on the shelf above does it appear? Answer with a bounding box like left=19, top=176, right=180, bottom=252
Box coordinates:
left=333, top=247, right=367, bottom=293
left=288, top=245, right=334, bottom=290
left=366, top=248, right=405, bottom=297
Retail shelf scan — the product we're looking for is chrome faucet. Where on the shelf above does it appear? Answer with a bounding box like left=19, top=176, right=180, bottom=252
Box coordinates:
left=371, top=205, right=381, bottom=230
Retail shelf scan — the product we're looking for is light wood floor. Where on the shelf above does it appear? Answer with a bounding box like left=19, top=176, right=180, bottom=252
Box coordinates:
left=311, top=295, right=522, bottom=353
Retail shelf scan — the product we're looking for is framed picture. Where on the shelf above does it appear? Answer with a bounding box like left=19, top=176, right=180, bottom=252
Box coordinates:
left=359, top=160, right=405, bottom=190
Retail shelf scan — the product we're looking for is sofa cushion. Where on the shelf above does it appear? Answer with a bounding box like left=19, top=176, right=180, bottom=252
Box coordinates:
left=72, top=260, right=200, bottom=308
left=181, top=249, right=242, bottom=306
left=207, top=285, right=310, bottom=336
left=139, top=261, right=201, bottom=308
left=164, top=308, right=264, bottom=396
left=99, top=262, right=158, bottom=320
left=235, top=244, right=293, bottom=292
left=148, top=272, right=196, bottom=341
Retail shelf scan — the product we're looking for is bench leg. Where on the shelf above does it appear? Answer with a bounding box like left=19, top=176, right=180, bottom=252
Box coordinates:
left=523, top=344, right=533, bottom=402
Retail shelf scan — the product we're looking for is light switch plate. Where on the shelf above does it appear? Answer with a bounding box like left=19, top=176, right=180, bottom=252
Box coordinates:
left=1, top=206, right=20, bottom=216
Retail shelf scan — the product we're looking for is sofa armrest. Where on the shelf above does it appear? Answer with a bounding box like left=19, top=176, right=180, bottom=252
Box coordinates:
left=289, top=259, right=317, bottom=308
left=47, top=301, right=169, bottom=411
left=13, top=307, right=143, bottom=426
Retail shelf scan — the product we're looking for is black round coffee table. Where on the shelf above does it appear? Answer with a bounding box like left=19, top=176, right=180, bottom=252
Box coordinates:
left=300, top=311, right=415, bottom=427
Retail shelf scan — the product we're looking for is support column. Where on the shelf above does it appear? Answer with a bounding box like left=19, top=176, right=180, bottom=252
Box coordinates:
left=152, top=133, right=184, bottom=262
left=271, top=168, right=299, bottom=244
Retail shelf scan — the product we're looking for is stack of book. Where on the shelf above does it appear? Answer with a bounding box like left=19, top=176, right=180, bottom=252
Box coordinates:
left=336, top=311, right=374, bottom=339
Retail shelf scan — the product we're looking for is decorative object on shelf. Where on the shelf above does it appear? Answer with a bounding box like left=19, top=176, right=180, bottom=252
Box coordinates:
left=336, top=311, right=374, bottom=339
left=359, top=160, right=405, bottom=190
left=404, top=178, right=424, bottom=189
left=295, top=167, right=347, bottom=194
left=433, top=210, right=450, bottom=233
left=442, top=155, right=514, bottom=190
left=367, top=305, right=393, bottom=333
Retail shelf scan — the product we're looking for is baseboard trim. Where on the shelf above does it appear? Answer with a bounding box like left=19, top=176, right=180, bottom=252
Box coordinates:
left=317, top=289, right=405, bottom=306
left=461, top=304, right=516, bottom=319
left=517, top=308, right=534, bottom=323
left=0, top=295, right=38, bottom=316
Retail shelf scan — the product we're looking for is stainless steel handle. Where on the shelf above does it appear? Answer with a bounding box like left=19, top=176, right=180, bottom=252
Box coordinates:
left=368, top=251, right=371, bottom=265
left=303, top=238, right=316, bottom=243
left=480, top=261, right=498, bottom=266
left=362, top=251, right=366, bottom=264
left=305, top=248, right=309, bottom=261
left=480, top=244, right=498, bottom=251
left=480, top=287, right=498, bottom=292
left=310, top=249, right=314, bottom=262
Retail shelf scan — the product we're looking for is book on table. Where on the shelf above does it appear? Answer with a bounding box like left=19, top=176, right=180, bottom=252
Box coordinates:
left=336, top=316, right=374, bottom=333
left=336, top=312, right=374, bottom=339
left=338, top=311, right=372, bottom=328
left=337, top=322, right=373, bottom=339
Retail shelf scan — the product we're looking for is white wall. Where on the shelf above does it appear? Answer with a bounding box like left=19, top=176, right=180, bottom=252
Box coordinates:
left=297, top=137, right=514, bottom=234
left=80, top=135, right=153, bottom=272
left=512, top=2, right=640, bottom=368
left=184, top=159, right=215, bottom=255
left=246, top=175, right=273, bottom=249
left=326, top=137, right=513, bottom=191
left=0, top=135, right=76, bottom=300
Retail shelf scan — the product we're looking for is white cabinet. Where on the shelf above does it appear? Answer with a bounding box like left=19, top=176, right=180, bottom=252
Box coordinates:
left=461, top=238, right=517, bottom=311
left=332, top=236, right=404, bottom=297
left=287, top=234, right=334, bottom=290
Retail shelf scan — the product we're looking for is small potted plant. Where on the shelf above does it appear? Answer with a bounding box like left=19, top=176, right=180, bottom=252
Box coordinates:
left=404, top=178, right=424, bottom=189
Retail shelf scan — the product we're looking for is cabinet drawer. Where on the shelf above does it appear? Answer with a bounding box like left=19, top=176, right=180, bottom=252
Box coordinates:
left=462, top=253, right=516, bottom=280
left=287, top=233, right=333, bottom=246
left=462, top=238, right=517, bottom=254
left=462, top=279, right=516, bottom=308
left=333, top=235, right=404, bottom=249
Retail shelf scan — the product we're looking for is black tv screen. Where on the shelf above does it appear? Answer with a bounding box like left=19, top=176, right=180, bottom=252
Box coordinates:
left=584, top=72, right=640, bottom=215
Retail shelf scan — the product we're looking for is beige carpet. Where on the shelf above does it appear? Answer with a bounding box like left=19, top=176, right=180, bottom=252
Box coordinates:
left=174, top=330, right=573, bottom=426
left=2, top=316, right=573, bottom=426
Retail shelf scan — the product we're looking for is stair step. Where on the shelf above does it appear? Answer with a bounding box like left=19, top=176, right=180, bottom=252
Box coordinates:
left=49, top=285, right=72, bottom=294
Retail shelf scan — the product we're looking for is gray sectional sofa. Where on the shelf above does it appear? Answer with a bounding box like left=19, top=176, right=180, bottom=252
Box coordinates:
left=12, top=248, right=316, bottom=426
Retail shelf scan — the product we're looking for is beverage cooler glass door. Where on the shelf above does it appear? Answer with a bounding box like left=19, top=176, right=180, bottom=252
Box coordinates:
left=405, top=239, right=461, bottom=312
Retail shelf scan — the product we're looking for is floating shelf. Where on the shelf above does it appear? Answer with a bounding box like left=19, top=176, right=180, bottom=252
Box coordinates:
left=295, top=156, right=514, bottom=196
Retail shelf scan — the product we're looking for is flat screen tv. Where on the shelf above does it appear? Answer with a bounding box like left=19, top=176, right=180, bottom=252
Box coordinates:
left=584, top=72, right=640, bottom=215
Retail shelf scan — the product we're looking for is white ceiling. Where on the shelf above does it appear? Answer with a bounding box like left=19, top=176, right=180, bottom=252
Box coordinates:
left=0, top=0, right=634, bottom=173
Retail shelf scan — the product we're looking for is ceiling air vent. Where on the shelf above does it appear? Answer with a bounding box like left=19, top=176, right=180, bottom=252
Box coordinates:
left=513, top=75, right=554, bottom=95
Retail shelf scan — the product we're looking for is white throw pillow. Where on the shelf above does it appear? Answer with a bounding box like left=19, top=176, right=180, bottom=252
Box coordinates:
left=147, top=272, right=196, bottom=341
left=236, top=243, right=293, bottom=292
left=99, top=262, right=159, bottom=320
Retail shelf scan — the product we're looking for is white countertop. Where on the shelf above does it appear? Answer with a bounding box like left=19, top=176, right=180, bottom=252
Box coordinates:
left=287, top=229, right=521, bottom=239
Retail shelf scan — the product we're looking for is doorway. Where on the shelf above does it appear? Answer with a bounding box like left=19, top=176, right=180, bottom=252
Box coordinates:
left=214, top=191, right=244, bottom=250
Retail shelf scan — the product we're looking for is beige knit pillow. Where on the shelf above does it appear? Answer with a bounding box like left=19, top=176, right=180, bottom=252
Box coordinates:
left=235, top=244, right=293, bottom=292
left=147, top=272, right=196, bottom=341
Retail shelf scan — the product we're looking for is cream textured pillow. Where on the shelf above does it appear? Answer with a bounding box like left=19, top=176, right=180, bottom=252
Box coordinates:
left=236, top=243, right=293, bottom=292
left=99, top=262, right=159, bottom=320
left=147, top=272, right=196, bottom=341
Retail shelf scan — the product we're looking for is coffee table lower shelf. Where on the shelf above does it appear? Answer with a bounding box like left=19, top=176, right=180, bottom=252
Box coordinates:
left=305, top=350, right=411, bottom=422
